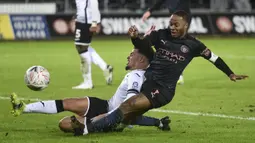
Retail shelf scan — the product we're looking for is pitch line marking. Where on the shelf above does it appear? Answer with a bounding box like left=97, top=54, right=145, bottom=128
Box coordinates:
left=152, top=109, right=255, bottom=121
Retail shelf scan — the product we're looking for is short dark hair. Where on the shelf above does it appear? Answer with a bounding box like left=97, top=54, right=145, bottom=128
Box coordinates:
left=132, top=38, right=154, bottom=62
left=172, top=10, right=189, bottom=23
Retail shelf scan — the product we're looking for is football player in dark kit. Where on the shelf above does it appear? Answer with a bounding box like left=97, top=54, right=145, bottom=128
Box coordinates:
left=142, top=0, right=191, bottom=84
left=71, top=11, right=248, bottom=135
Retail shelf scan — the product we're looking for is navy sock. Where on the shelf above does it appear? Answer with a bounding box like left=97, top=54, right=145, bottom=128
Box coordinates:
left=87, top=108, right=124, bottom=132
left=131, top=116, right=160, bottom=126
left=55, top=100, right=64, bottom=113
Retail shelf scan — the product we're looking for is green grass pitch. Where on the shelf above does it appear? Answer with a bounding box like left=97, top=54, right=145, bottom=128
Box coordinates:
left=0, top=38, right=255, bottom=143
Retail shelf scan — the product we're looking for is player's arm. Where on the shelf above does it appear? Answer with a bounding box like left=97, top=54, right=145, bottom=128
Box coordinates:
left=197, top=42, right=248, bottom=81
left=142, top=0, right=166, bottom=21
left=128, top=25, right=159, bottom=48
left=90, top=0, right=100, bottom=32
left=148, top=0, right=166, bottom=13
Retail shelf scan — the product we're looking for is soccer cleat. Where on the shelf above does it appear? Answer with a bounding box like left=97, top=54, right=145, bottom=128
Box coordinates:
left=177, top=75, right=184, bottom=85
left=70, top=115, right=88, bottom=136
left=72, top=82, right=94, bottom=90
left=10, top=93, right=26, bottom=117
left=104, top=65, right=113, bottom=85
left=158, top=116, right=171, bottom=131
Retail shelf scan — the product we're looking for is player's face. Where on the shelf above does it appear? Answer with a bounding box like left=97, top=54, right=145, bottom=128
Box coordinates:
left=126, top=49, right=142, bottom=70
left=169, top=14, right=188, bottom=38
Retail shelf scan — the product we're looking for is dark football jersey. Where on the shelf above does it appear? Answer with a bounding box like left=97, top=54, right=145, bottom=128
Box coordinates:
left=132, top=28, right=211, bottom=89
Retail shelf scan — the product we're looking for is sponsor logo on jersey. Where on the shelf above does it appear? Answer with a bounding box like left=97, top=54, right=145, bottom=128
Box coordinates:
left=157, top=48, right=186, bottom=63
left=161, top=39, right=167, bottom=45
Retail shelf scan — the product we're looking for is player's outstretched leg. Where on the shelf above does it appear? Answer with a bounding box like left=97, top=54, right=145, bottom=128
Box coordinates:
left=130, top=116, right=171, bottom=131
left=9, top=94, right=90, bottom=117
left=10, top=93, right=26, bottom=117
left=71, top=93, right=152, bottom=135
left=70, top=115, right=116, bottom=135
left=69, top=114, right=171, bottom=135
left=88, top=46, right=113, bottom=85
left=72, top=45, right=93, bottom=90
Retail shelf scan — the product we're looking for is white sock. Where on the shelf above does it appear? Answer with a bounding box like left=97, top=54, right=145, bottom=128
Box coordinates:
left=23, top=100, right=58, bottom=114
left=80, top=52, right=92, bottom=84
left=88, top=46, right=107, bottom=71
left=83, top=117, right=88, bottom=135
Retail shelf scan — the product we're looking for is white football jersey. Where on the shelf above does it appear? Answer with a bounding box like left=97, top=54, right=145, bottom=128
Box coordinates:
left=75, top=0, right=101, bottom=24
left=108, top=69, right=146, bottom=111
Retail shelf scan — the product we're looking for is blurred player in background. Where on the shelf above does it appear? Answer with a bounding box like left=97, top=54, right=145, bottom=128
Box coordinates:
left=142, top=0, right=191, bottom=85
left=73, top=0, right=113, bottom=90
left=10, top=45, right=170, bottom=133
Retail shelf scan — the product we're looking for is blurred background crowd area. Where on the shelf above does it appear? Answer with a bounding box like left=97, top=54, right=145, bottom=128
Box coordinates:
left=0, top=0, right=254, bottom=14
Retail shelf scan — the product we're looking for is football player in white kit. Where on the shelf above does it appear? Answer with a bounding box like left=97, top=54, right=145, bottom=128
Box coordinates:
left=73, top=0, right=113, bottom=89
left=10, top=45, right=170, bottom=133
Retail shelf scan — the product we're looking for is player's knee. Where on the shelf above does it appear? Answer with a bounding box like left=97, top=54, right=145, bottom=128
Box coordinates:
left=58, top=116, right=73, bottom=133
left=62, top=98, right=88, bottom=116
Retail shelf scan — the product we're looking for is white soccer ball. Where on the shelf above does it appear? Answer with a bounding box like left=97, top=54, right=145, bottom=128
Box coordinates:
left=24, top=65, right=50, bottom=91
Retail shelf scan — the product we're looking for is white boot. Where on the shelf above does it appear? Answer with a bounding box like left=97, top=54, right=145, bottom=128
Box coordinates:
left=72, top=81, right=93, bottom=89
left=177, top=75, right=184, bottom=85
left=104, top=65, right=113, bottom=85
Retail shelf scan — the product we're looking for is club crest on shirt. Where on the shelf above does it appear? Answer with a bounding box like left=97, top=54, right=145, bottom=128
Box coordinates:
left=132, top=82, right=138, bottom=89
left=180, top=45, right=189, bottom=53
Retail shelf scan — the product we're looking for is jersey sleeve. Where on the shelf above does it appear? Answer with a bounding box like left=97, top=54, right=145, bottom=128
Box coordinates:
left=193, top=39, right=234, bottom=76
left=193, top=40, right=219, bottom=63
left=148, top=0, right=166, bottom=13
left=91, top=0, right=100, bottom=23
left=126, top=72, right=144, bottom=99
left=144, top=30, right=159, bottom=46
left=131, top=30, right=159, bottom=49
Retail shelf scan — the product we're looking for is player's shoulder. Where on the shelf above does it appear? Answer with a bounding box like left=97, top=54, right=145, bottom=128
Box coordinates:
left=153, top=28, right=171, bottom=39
left=149, top=28, right=168, bottom=34
left=127, top=70, right=145, bottom=78
left=185, top=35, right=205, bottom=48
left=157, top=28, right=169, bottom=33
left=186, top=34, right=200, bottom=42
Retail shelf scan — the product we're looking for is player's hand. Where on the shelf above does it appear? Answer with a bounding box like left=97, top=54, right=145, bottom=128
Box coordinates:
left=90, top=22, right=98, bottom=33
left=128, top=25, right=139, bottom=38
left=229, top=74, right=248, bottom=82
left=96, top=23, right=101, bottom=34
left=143, top=25, right=156, bottom=37
left=142, top=11, right=151, bottom=21
left=89, top=26, right=98, bottom=33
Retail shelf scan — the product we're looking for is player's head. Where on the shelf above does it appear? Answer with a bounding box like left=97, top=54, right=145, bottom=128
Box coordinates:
left=169, top=10, right=189, bottom=38
left=126, top=43, right=154, bottom=70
